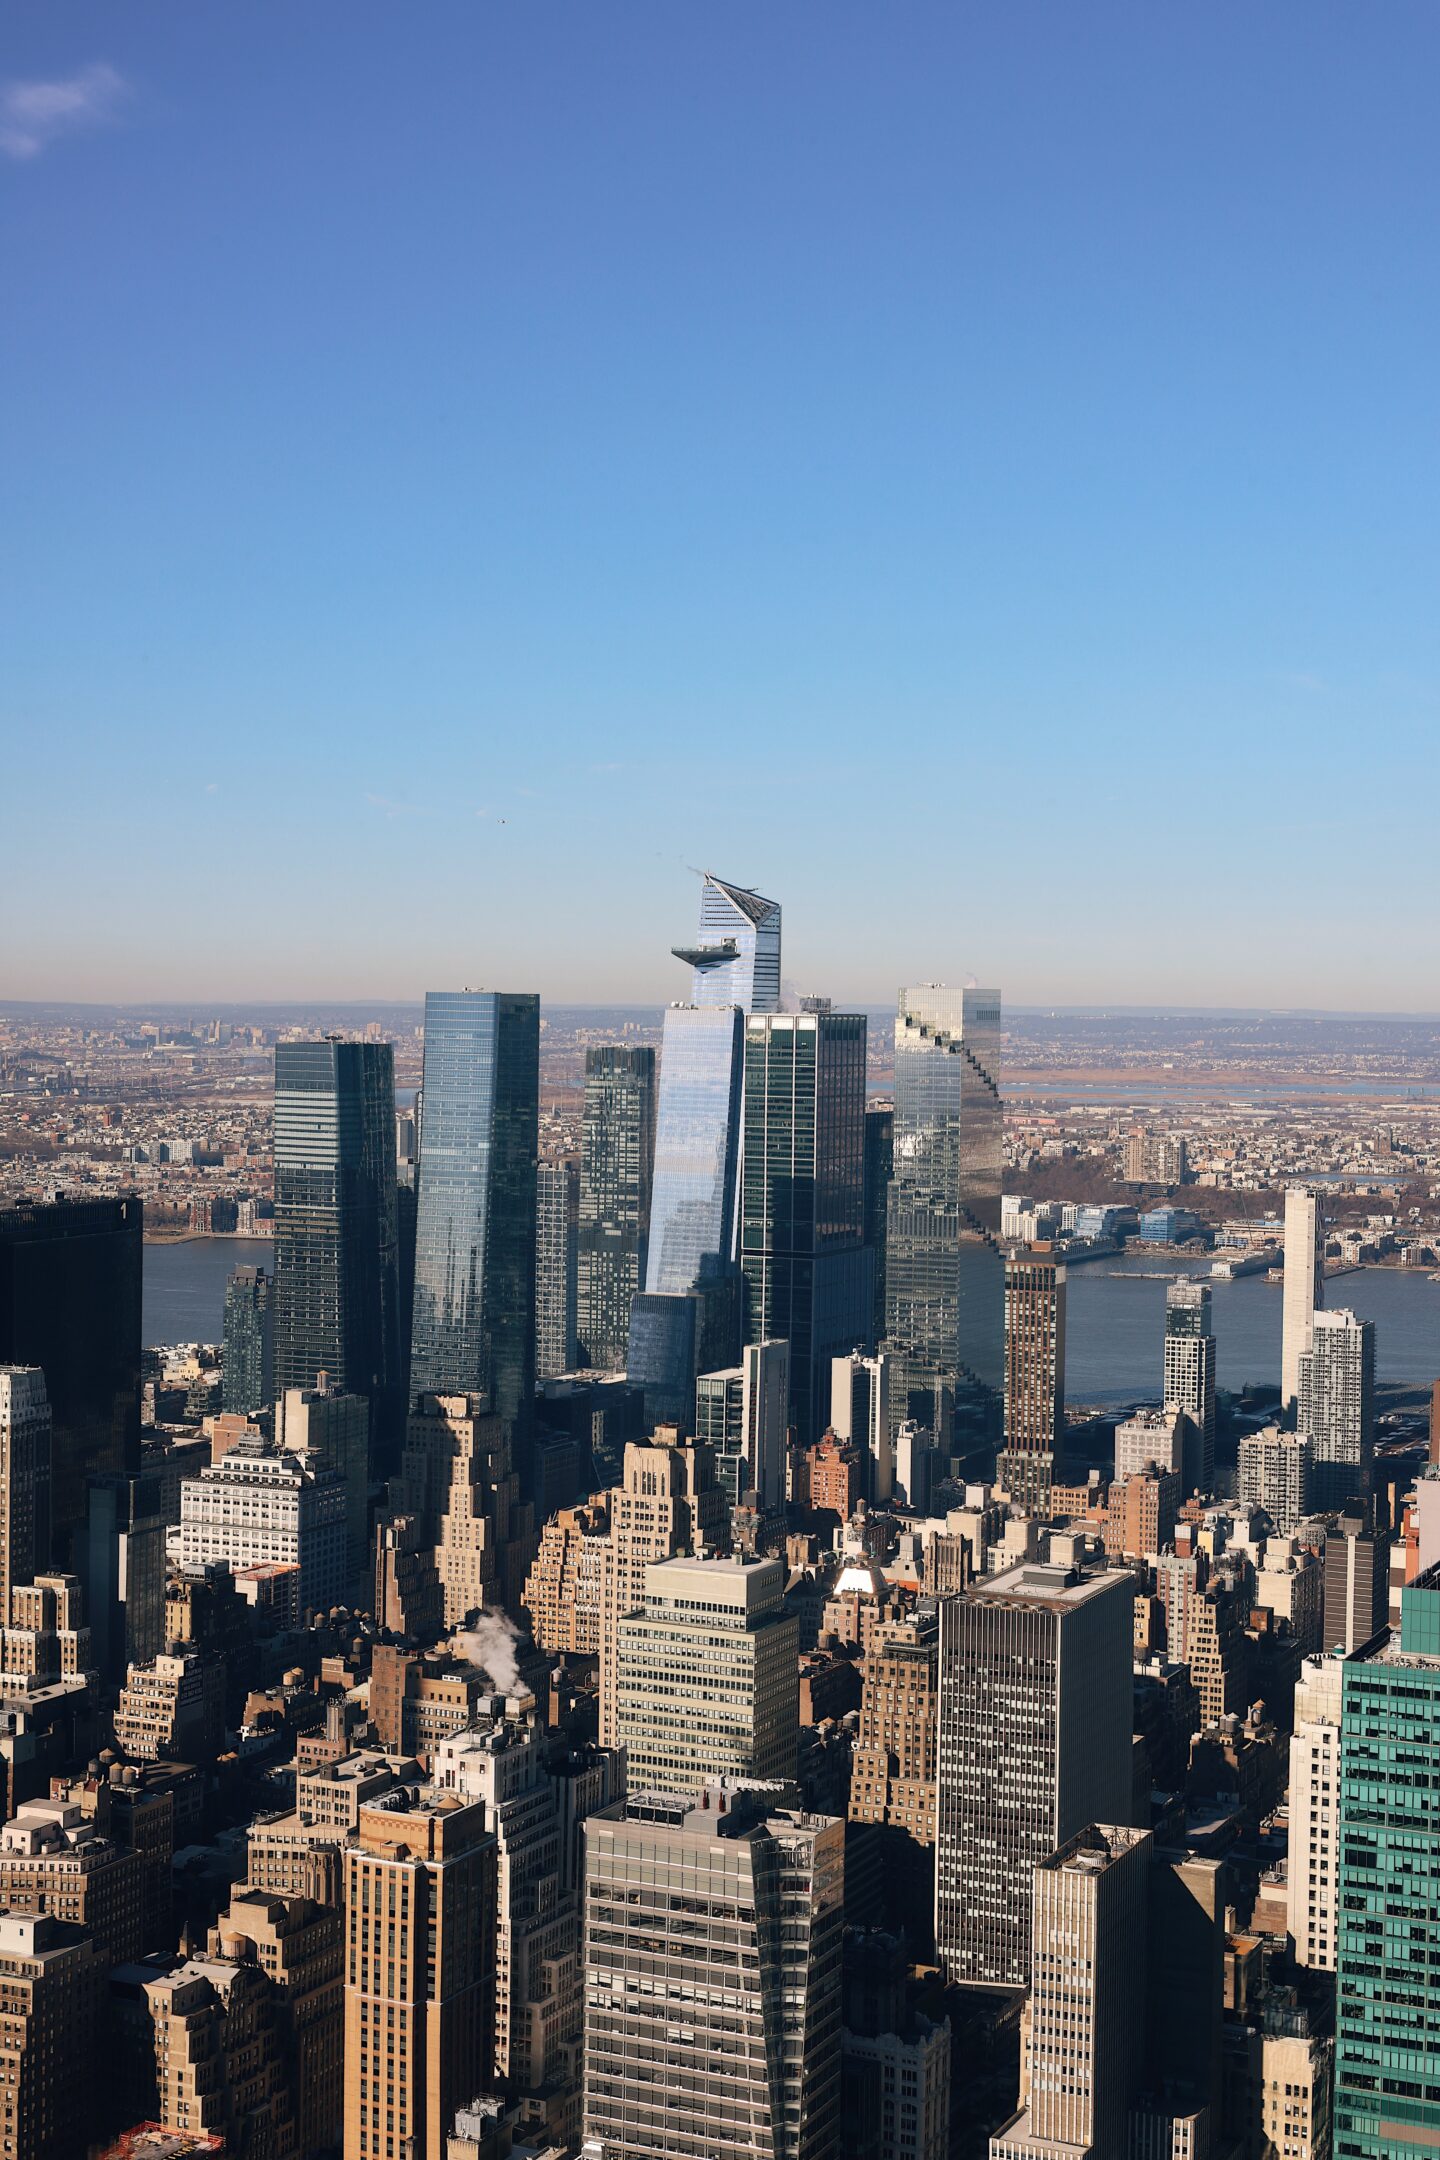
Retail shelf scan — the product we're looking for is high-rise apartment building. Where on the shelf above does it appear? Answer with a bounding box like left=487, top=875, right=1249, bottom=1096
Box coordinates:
left=1113, top=1404, right=1185, bottom=1485
left=848, top=1608, right=939, bottom=1947
left=935, top=1562, right=1133, bottom=1988
left=1287, top=1652, right=1344, bottom=1972
left=829, top=1349, right=894, bottom=1503
left=344, top=1785, right=498, bottom=2160
left=0, top=1797, right=144, bottom=1964
left=740, top=1009, right=868, bottom=1442
left=0, top=1911, right=102, bottom=2160
left=1322, top=1508, right=1389, bottom=1654
left=999, top=1252, right=1065, bottom=1513
left=272, top=1039, right=402, bottom=1462
left=211, top=1887, right=344, bottom=2159
left=1299, top=1307, right=1376, bottom=1510
left=145, top=1946, right=300, bottom=2156
left=595, top=1431, right=729, bottom=1748
left=1237, top=1424, right=1313, bottom=1534
left=581, top=1784, right=843, bottom=2160
left=410, top=992, right=540, bottom=1461
left=0, top=1368, right=50, bottom=1615
left=615, top=1555, right=799, bottom=1795
left=0, top=1194, right=142, bottom=1567
left=222, top=1264, right=274, bottom=1417
left=694, top=1338, right=791, bottom=1512
left=1281, top=1185, right=1325, bottom=1413
left=577, top=1046, right=656, bottom=1372
left=535, top=1161, right=579, bottom=1382
left=884, top=986, right=1003, bottom=1450
left=989, top=1824, right=1151, bottom=2160
left=1334, top=1563, right=1440, bottom=2156
left=1163, top=1277, right=1216, bottom=1494
left=863, top=1106, right=894, bottom=1349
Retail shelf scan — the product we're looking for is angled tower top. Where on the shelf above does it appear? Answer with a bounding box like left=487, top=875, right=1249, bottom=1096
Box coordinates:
left=672, top=872, right=781, bottom=1013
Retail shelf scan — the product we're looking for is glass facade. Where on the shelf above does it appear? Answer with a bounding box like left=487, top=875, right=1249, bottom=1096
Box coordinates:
left=883, top=986, right=1003, bottom=1449
left=644, top=1005, right=745, bottom=1297
left=1335, top=1571, right=1440, bottom=2157
left=863, top=1104, right=893, bottom=1347
left=576, top=1046, right=656, bottom=1371
left=0, top=1194, right=142, bottom=1567
left=535, top=1160, right=579, bottom=1380
left=740, top=1011, right=868, bottom=1443
left=222, top=1263, right=273, bottom=1416
left=410, top=991, right=539, bottom=1459
left=272, top=1039, right=402, bottom=1458
left=671, top=872, right=781, bottom=1013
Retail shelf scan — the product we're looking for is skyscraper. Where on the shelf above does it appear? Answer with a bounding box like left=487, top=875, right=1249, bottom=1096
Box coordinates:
left=1288, top=1652, right=1344, bottom=1972
left=1334, top=1563, right=1440, bottom=2157
left=1236, top=1425, right=1313, bottom=1534
left=535, top=1160, right=579, bottom=1381
left=576, top=1045, right=656, bottom=1371
left=863, top=1105, right=894, bottom=1348
left=1322, top=1507, right=1389, bottom=1654
left=998, top=1252, right=1066, bottom=1513
left=222, top=1264, right=274, bottom=1416
left=272, top=1040, right=402, bottom=1459
left=935, top=1561, right=1133, bottom=1988
left=410, top=992, right=539, bottom=1462
left=0, top=1369, right=50, bottom=1616
left=883, top=986, right=1003, bottom=1451
left=594, top=1431, right=729, bottom=1748
left=829, top=1348, right=894, bottom=1502
left=694, top=1337, right=791, bottom=1511
left=582, top=1784, right=843, bottom=2160
left=1299, top=1307, right=1376, bottom=1509
left=1282, top=1184, right=1325, bottom=1412
left=740, top=1009, right=868, bottom=1442
left=1163, top=1276, right=1217, bottom=1495
left=0, top=1195, right=142, bottom=1568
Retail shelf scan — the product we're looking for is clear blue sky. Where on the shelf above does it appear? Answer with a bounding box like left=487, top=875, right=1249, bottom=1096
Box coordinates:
left=4, top=4, right=1437, bottom=1010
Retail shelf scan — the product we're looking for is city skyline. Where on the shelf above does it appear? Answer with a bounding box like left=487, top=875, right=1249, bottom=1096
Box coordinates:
left=5, top=5, right=1439, bottom=1010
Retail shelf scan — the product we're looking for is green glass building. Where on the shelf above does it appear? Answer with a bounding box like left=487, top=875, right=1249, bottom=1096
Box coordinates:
left=1335, top=1563, right=1440, bottom=2156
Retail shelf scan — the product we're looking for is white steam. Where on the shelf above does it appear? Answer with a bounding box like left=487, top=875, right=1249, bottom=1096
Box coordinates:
left=451, top=1610, right=523, bottom=1696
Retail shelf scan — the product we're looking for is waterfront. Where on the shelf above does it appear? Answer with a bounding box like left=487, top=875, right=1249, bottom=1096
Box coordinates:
left=142, top=1236, right=1440, bottom=1407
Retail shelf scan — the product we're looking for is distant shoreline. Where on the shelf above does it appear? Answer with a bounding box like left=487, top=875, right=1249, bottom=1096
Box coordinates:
left=144, top=1230, right=272, bottom=1247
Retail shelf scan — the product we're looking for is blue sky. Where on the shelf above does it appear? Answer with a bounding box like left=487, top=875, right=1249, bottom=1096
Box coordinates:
left=3, top=4, right=1437, bottom=1010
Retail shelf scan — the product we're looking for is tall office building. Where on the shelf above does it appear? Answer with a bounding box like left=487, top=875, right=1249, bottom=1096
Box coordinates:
left=1163, top=1276, right=1217, bottom=1494
left=396, top=1392, right=536, bottom=1624
left=179, top=1434, right=348, bottom=1616
left=0, top=1369, right=50, bottom=1616
left=740, top=1009, right=868, bottom=1442
left=998, top=1252, right=1066, bottom=1513
left=883, top=986, right=1003, bottom=1450
left=0, top=1194, right=142, bottom=1567
left=1288, top=1652, right=1344, bottom=1972
left=278, top=1378, right=371, bottom=1594
left=1322, top=1507, right=1389, bottom=1654
left=535, top=1161, right=579, bottom=1381
left=595, top=1432, right=729, bottom=1747
left=694, top=1338, right=791, bottom=1511
left=863, top=1105, right=894, bottom=1349
left=848, top=1608, right=939, bottom=1947
left=0, top=1912, right=102, bottom=2160
left=222, top=1264, right=274, bottom=1416
left=989, top=1825, right=1151, bottom=2160
left=935, top=1561, right=1133, bottom=1988
left=272, top=1040, right=402, bottom=1459
left=410, top=992, right=540, bottom=1461
left=1299, top=1307, right=1376, bottom=1510
left=1335, top=1563, right=1440, bottom=2157
left=343, top=1784, right=497, bottom=2160
left=1281, top=1184, right=1325, bottom=1412
left=830, top=1348, right=894, bottom=1503
left=615, top=1555, right=799, bottom=1795
left=577, top=1046, right=656, bottom=1371
left=582, top=1784, right=843, bottom=2160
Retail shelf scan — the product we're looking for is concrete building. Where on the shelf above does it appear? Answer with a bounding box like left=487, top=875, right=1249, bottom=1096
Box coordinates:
left=829, top=1349, right=894, bottom=1504
left=0, top=1797, right=144, bottom=1964
left=1281, top=1186, right=1324, bottom=1413
left=144, top=1949, right=299, bottom=2157
left=1105, top=1465, right=1179, bottom=1560
left=1322, top=1510, right=1389, bottom=1655
left=113, top=1650, right=224, bottom=1764
left=343, top=1785, right=498, bottom=2160
left=1298, top=1309, right=1375, bottom=1511
left=998, top=1252, right=1066, bottom=1514
left=395, top=1393, right=537, bottom=1626
left=615, top=1556, right=799, bottom=1796
left=1114, top=1405, right=1185, bottom=1485
left=178, top=1434, right=347, bottom=1617
left=848, top=1609, right=938, bottom=1948
left=989, top=1824, right=1151, bottom=2160
left=0, top=1368, right=49, bottom=1616
left=278, top=1377, right=371, bottom=1595
left=0, top=1911, right=102, bottom=2160
left=581, top=1784, right=843, bottom=2160
left=1237, top=1426, right=1313, bottom=1535
left=1164, top=1276, right=1217, bottom=1495
left=1287, top=1653, right=1344, bottom=1973
left=595, top=1432, right=728, bottom=1748
left=535, top=1162, right=580, bottom=1383
left=935, top=1562, right=1133, bottom=1989
left=694, top=1338, right=791, bottom=1513
left=521, top=1499, right=608, bottom=1656
left=209, top=1887, right=343, bottom=2158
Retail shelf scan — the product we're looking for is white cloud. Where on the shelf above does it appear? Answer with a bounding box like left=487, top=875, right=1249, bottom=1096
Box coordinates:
left=0, top=63, right=128, bottom=162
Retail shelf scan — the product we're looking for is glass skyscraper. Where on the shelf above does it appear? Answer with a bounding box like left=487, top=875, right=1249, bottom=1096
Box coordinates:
left=535, top=1160, right=579, bottom=1381
left=863, top=1104, right=894, bottom=1348
left=671, top=870, right=781, bottom=1012
left=1164, top=1276, right=1217, bottom=1495
left=740, top=1009, right=867, bottom=1442
left=883, top=985, right=1003, bottom=1450
left=410, top=991, right=539, bottom=1459
left=272, top=1039, right=402, bottom=1459
left=222, top=1263, right=273, bottom=1416
left=577, top=1045, right=656, bottom=1371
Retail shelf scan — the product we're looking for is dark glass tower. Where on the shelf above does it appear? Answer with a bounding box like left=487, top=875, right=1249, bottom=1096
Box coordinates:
left=410, top=991, right=539, bottom=1461
left=577, top=1046, right=656, bottom=1371
left=740, top=1010, right=868, bottom=1442
left=222, top=1263, right=273, bottom=1416
left=271, top=1040, right=402, bottom=1459
left=883, top=986, right=1003, bottom=1452
left=0, top=1194, right=142, bottom=1566
left=863, top=1105, right=893, bottom=1348
left=536, top=1160, right=579, bottom=1380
